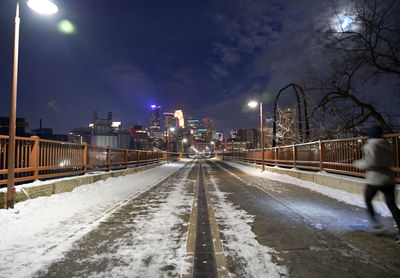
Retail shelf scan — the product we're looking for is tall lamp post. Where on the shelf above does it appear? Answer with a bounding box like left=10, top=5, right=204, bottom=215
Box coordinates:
left=167, top=127, right=175, bottom=163
left=248, top=89, right=265, bottom=171
left=211, top=141, right=215, bottom=154
left=181, top=138, right=187, bottom=154
left=7, top=0, right=58, bottom=209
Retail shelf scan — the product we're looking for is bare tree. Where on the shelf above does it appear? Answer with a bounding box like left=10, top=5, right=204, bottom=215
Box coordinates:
left=306, top=0, right=400, bottom=135
left=272, top=106, right=303, bottom=145
left=324, top=0, right=400, bottom=82
left=309, top=57, right=393, bottom=135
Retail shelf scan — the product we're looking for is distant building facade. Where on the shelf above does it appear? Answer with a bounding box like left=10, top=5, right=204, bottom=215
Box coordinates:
left=68, top=111, right=128, bottom=149
left=187, top=119, right=201, bottom=141
left=128, top=124, right=151, bottom=150
left=174, top=110, right=185, bottom=128
left=149, top=105, right=161, bottom=133
left=0, top=117, right=29, bottom=137
left=164, top=113, right=176, bottom=130
left=201, top=117, right=215, bottom=142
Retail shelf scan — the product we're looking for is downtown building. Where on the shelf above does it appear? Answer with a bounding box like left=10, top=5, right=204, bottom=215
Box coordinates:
left=68, top=111, right=129, bottom=149
left=163, top=112, right=176, bottom=130
left=149, top=105, right=161, bottom=134
left=0, top=116, right=30, bottom=137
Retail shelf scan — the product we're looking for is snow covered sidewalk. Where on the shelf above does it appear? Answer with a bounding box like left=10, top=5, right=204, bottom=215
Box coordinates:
left=223, top=161, right=393, bottom=217
left=0, top=162, right=185, bottom=278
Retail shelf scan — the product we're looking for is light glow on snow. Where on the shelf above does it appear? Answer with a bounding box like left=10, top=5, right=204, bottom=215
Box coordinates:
left=223, top=161, right=392, bottom=217
left=204, top=163, right=288, bottom=277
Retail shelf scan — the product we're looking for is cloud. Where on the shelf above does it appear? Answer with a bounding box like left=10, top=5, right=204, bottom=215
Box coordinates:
left=209, top=0, right=334, bottom=92
left=213, top=43, right=241, bottom=66
left=210, top=64, right=230, bottom=80
left=101, top=64, right=155, bottom=96
left=47, top=100, right=60, bottom=114
left=209, top=0, right=285, bottom=80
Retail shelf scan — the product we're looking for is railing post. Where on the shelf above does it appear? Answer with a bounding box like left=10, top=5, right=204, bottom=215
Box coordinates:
left=82, top=142, right=87, bottom=174
left=293, top=144, right=296, bottom=169
left=107, top=147, right=111, bottom=171
left=125, top=149, right=128, bottom=169
left=30, top=136, right=40, bottom=181
left=319, top=140, right=325, bottom=172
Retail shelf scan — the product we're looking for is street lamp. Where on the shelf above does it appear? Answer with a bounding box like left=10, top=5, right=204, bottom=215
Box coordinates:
left=248, top=89, right=265, bottom=171
left=7, top=0, right=58, bottom=209
left=166, top=127, right=175, bottom=163
left=211, top=141, right=215, bottom=153
left=181, top=138, right=187, bottom=154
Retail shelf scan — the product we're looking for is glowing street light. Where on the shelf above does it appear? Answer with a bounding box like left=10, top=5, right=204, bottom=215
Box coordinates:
left=181, top=138, right=187, bottom=154
left=247, top=100, right=258, bottom=108
left=166, top=127, right=175, bottom=163
left=27, top=0, right=58, bottom=15
left=248, top=89, right=265, bottom=171
left=7, top=0, right=58, bottom=209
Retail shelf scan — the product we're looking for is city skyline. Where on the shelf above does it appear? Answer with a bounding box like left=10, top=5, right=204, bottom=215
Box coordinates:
left=0, top=1, right=397, bottom=136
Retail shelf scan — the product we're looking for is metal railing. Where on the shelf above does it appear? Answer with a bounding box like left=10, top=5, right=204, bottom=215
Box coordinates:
left=0, top=135, right=181, bottom=186
left=221, top=134, right=400, bottom=182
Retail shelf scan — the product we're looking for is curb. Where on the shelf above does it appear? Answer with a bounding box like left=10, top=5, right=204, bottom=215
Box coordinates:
left=0, top=163, right=164, bottom=209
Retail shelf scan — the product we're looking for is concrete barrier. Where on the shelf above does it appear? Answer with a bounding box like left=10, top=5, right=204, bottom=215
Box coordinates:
left=0, top=162, right=164, bottom=209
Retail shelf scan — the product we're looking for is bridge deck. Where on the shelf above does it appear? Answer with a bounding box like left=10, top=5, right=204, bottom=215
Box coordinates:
left=1, top=159, right=399, bottom=277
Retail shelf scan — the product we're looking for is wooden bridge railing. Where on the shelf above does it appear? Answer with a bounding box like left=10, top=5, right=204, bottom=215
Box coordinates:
left=221, top=134, right=400, bottom=182
left=0, top=135, right=181, bottom=186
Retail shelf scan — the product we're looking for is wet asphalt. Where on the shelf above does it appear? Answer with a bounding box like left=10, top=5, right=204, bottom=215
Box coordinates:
left=204, top=159, right=400, bottom=278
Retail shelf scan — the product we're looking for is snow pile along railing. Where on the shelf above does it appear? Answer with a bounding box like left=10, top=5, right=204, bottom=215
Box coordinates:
left=0, top=135, right=181, bottom=186
left=221, top=134, right=400, bottom=182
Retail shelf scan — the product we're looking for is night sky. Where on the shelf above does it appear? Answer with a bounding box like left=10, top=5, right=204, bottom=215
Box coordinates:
left=1, top=0, right=390, bottom=135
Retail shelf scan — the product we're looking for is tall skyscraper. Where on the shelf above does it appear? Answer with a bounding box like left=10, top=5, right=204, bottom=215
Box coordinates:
left=174, top=110, right=185, bottom=128
left=188, top=119, right=201, bottom=141
left=149, top=105, right=161, bottom=133
left=202, top=117, right=215, bottom=132
left=164, top=112, right=176, bottom=130
left=202, top=117, right=215, bottom=142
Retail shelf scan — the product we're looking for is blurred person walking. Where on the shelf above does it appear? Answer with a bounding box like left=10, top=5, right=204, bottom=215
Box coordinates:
left=354, top=125, right=400, bottom=243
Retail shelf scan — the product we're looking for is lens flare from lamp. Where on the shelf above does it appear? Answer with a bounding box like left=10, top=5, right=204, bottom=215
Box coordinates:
left=58, top=20, right=76, bottom=34
left=248, top=100, right=258, bottom=108
left=27, top=0, right=58, bottom=15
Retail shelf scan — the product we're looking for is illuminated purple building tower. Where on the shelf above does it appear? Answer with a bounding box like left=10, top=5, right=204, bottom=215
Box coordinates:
left=149, top=105, right=161, bottom=133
